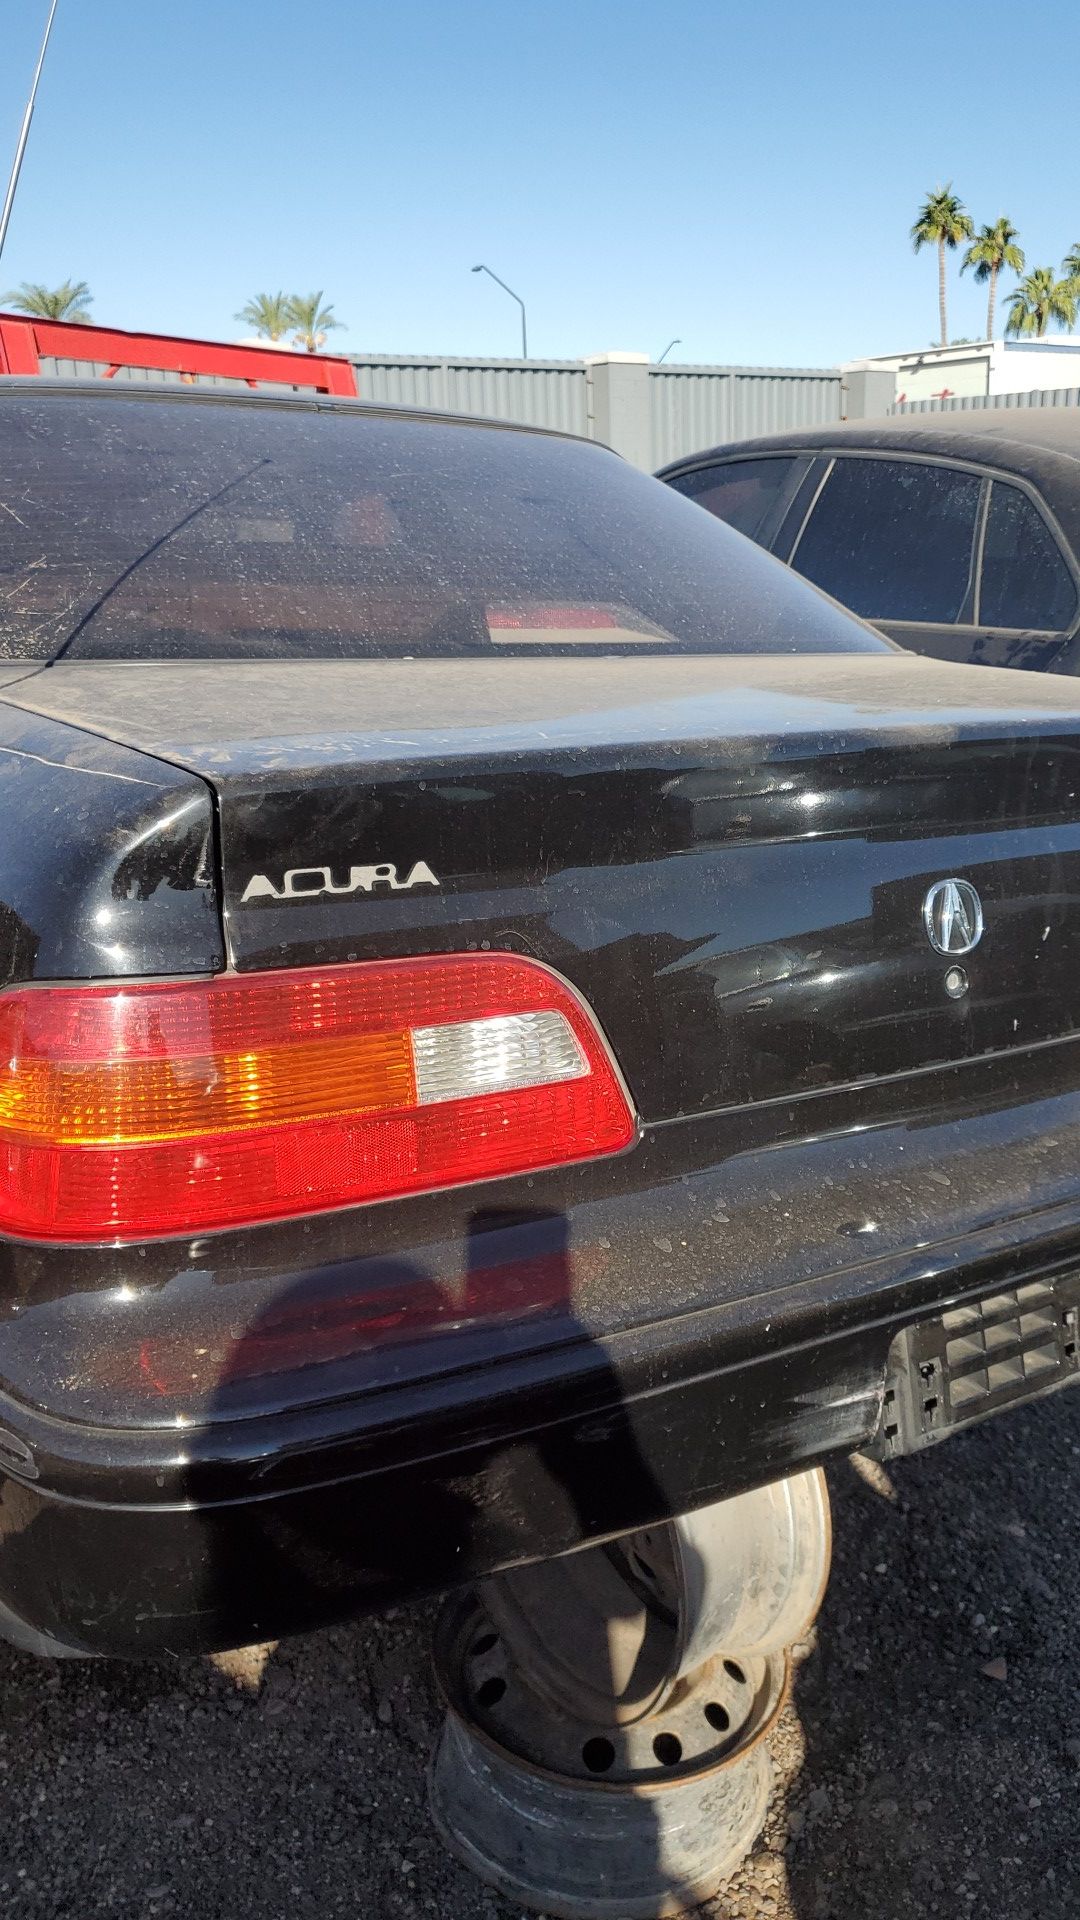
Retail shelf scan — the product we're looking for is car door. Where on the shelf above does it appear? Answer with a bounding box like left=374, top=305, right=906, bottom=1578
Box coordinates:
left=786, top=453, right=1080, bottom=671
left=960, top=477, right=1080, bottom=671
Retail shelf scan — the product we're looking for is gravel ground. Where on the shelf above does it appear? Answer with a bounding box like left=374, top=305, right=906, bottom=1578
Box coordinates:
left=3, top=1387, right=1080, bottom=1920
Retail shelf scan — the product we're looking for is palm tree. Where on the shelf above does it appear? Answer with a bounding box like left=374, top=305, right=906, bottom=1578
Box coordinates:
left=1063, top=243, right=1080, bottom=288
left=1004, top=268, right=1078, bottom=338
left=235, top=291, right=294, bottom=341
left=911, top=187, right=974, bottom=348
left=961, top=218, right=1025, bottom=339
left=287, top=291, right=342, bottom=354
left=1, top=279, right=92, bottom=322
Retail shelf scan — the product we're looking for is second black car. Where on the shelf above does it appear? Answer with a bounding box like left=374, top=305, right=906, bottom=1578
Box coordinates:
left=660, top=409, right=1080, bottom=674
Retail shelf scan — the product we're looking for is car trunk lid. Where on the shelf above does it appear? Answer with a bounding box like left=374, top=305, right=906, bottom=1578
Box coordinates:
left=9, top=652, right=1080, bottom=1122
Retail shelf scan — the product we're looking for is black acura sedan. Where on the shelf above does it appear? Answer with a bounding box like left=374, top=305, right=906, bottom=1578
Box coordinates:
left=659, top=410, right=1080, bottom=675
left=8, top=382, right=1080, bottom=1670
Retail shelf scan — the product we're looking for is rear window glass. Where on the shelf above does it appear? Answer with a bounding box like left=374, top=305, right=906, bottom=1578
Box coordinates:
left=979, top=482, right=1077, bottom=631
left=666, top=456, right=804, bottom=544
left=0, top=393, right=886, bottom=661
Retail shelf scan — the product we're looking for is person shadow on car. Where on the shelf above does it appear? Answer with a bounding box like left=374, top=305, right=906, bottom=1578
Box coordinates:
left=200, top=1202, right=709, bottom=1915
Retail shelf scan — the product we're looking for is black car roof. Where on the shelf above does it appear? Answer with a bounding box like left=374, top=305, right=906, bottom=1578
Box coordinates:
left=0, top=374, right=586, bottom=446
left=659, top=406, right=1080, bottom=472
left=658, top=407, right=1080, bottom=550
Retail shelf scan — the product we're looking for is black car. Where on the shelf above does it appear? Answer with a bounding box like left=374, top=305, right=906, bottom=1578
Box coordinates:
left=5, top=381, right=1080, bottom=1665
left=660, top=410, right=1080, bottom=674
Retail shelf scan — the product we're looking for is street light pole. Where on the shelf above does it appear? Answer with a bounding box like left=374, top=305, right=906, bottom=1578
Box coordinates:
left=656, top=338, right=681, bottom=365
left=0, top=0, right=61, bottom=270
left=471, top=264, right=528, bottom=360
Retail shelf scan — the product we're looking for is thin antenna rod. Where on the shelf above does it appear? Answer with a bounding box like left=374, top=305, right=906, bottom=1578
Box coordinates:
left=0, top=0, right=62, bottom=269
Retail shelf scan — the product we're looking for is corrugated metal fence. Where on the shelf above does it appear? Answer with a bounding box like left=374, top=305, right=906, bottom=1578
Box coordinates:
left=352, top=355, right=589, bottom=435
left=647, top=365, right=844, bottom=469
left=32, top=336, right=1080, bottom=450
left=894, top=388, right=1080, bottom=416
left=351, top=353, right=844, bottom=465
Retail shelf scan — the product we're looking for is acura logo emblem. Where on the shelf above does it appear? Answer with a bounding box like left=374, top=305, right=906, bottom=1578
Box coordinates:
left=923, top=878, right=984, bottom=956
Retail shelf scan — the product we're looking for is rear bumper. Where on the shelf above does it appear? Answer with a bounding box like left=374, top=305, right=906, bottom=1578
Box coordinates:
left=5, top=1035, right=1080, bottom=1656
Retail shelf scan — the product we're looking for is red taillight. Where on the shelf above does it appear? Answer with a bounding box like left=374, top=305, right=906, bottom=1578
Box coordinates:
left=0, top=957, right=635, bottom=1242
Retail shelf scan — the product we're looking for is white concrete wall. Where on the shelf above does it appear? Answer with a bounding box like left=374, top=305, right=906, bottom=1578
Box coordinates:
left=988, top=340, right=1080, bottom=394
left=843, top=337, right=1080, bottom=410
left=893, top=352, right=990, bottom=402
left=842, top=345, right=991, bottom=406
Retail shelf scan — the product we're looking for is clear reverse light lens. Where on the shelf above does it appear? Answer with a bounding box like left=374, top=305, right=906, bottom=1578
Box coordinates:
left=412, top=1010, right=588, bottom=1105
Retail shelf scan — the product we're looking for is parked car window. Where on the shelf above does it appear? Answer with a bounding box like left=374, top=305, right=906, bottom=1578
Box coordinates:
left=0, top=394, right=884, bottom=661
left=979, top=481, right=1077, bottom=632
left=667, top=457, right=802, bottom=543
left=792, top=457, right=982, bottom=624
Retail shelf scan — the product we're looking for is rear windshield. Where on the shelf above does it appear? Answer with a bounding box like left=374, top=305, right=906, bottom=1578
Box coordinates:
left=0, top=392, right=886, bottom=661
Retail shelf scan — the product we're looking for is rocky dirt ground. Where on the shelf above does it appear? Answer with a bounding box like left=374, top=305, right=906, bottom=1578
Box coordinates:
left=3, top=1385, right=1080, bottom=1920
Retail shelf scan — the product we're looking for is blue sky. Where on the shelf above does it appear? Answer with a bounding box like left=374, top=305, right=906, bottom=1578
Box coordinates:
left=2, top=0, right=1077, bottom=368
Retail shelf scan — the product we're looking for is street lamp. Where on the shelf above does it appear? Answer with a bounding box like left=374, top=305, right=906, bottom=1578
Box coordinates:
left=0, top=0, right=61, bottom=269
left=471, top=264, right=528, bottom=360
left=656, top=338, right=681, bottom=365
